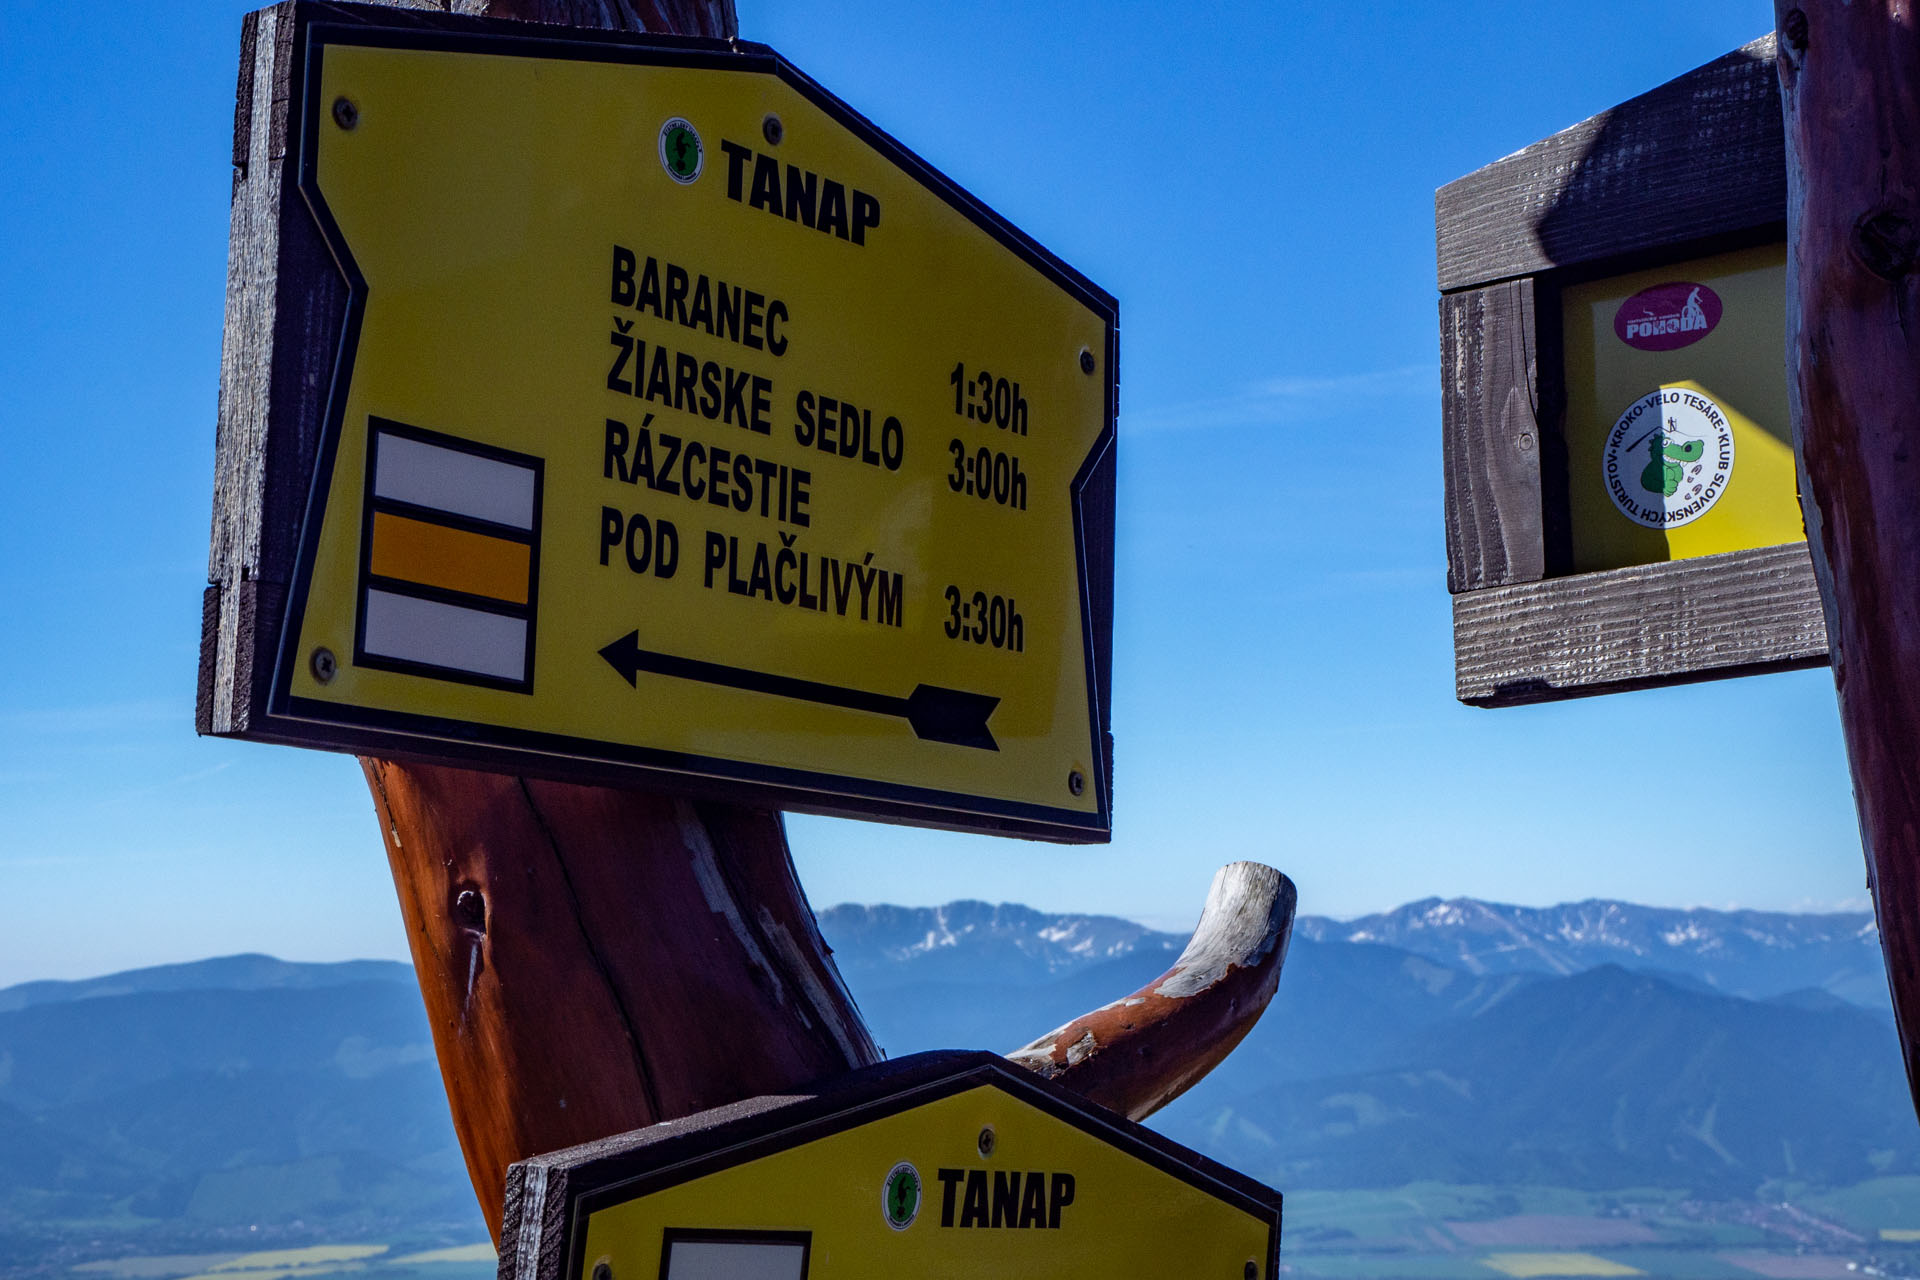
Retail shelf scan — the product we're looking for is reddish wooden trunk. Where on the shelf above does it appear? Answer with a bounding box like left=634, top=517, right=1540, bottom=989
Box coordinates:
left=355, top=2, right=883, bottom=1245
left=1776, top=0, right=1920, bottom=1112
left=365, top=760, right=879, bottom=1240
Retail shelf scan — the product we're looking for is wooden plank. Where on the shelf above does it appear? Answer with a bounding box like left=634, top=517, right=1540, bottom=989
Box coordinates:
left=202, top=0, right=343, bottom=736
left=1437, top=35, right=1784, bottom=293
left=1452, top=542, right=1828, bottom=706
left=1777, top=0, right=1920, bottom=1116
left=1440, top=279, right=1563, bottom=592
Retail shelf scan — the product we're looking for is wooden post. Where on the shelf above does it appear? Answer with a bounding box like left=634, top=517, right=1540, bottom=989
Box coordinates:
left=364, top=760, right=878, bottom=1242
left=295, top=0, right=1300, bottom=1244
left=1776, top=1, right=1920, bottom=1112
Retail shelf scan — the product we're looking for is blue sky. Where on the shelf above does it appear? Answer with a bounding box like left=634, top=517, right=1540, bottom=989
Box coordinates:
left=0, top=1, right=1866, bottom=985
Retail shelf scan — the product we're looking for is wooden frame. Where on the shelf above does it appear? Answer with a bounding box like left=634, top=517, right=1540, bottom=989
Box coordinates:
left=1437, top=35, right=1829, bottom=706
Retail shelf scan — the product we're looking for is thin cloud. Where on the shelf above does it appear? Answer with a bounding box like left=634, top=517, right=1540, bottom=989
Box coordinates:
left=0, top=700, right=182, bottom=735
left=1126, top=363, right=1436, bottom=435
left=102, top=761, right=235, bottom=807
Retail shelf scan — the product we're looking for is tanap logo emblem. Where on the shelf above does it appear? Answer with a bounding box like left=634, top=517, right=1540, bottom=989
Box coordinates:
left=658, top=117, right=703, bottom=183
left=882, top=1161, right=922, bottom=1230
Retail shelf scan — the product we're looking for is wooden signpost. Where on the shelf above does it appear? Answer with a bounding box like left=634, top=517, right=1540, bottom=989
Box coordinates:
left=202, top=0, right=1297, bottom=1255
left=1441, top=13, right=1920, bottom=1122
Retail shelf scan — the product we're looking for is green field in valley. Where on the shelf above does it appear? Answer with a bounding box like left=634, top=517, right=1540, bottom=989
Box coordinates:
left=1280, top=1180, right=1920, bottom=1279
left=22, top=1180, right=1920, bottom=1280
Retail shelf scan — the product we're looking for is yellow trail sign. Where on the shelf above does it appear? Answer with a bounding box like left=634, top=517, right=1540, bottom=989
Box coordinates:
left=502, top=1052, right=1282, bottom=1280
left=203, top=9, right=1117, bottom=841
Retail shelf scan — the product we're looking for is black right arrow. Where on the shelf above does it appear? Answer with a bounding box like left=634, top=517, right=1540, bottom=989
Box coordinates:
left=598, top=631, right=1000, bottom=751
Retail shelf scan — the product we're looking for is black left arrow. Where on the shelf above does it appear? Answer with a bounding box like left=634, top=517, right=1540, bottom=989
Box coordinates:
left=598, top=631, right=1000, bottom=751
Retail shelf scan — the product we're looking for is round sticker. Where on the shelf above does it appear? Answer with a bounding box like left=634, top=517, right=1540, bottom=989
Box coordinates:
left=658, top=117, right=703, bottom=184
left=882, top=1161, right=922, bottom=1231
left=1602, top=388, right=1735, bottom=529
left=1614, top=282, right=1722, bottom=352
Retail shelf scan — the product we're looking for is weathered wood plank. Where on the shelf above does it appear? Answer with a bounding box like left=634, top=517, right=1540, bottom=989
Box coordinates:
left=1441, top=279, right=1561, bottom=592
left=482, top=0, right=736, bottom=35
left=1453, top=542, right=1828, bottom=706
left=1777, top=0, right=1920, bottom=1116
left=202, top=0, right=344, bottom=736
left=1437, top=35, right=1784, bottom=292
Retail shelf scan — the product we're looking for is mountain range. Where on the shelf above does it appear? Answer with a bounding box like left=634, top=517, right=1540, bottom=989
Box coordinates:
left=0, top=897, right=1913, bottom=1267
left=1296, top=897, right=1889, bottom=1007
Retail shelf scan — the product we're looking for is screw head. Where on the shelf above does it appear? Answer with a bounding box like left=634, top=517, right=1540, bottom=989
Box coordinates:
left=1245, top=1262, right=1259, bottom=1280
left=1068, top=770, right=1085, bottom=797
left=310, top=647, right=337, bottom=684
left=331, top=96, right=358, bottom=130
left=592, top=1263, right=612, bottom=1280
left=976, top=1125, right=996, bottom=1157
left=762, top=113, right=784, bottom=146
left=1078, top=348, right=1096, bottom=375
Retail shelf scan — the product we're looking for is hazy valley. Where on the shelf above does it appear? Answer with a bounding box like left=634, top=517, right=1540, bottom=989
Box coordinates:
left=4, top=898, right=1917, bottom=1279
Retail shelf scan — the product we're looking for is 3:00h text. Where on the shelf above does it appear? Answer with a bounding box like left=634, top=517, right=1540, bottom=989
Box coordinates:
left=948, top=440, right=1028, bottom=510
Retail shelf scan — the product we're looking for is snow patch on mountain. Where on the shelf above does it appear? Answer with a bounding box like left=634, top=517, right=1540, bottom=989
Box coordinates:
left=1295, top=897, right=1884, bottom=1006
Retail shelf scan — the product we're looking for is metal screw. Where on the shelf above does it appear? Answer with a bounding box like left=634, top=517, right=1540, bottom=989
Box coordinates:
left=332, top=97, right=358, bottom=130
left=1068, top=770, right=1085, bottom=797
left=310, top=647, right=337, bottom=684
left=1245, top=1263, right=1258, bottom=1280
left=976, top=1125, right=996, bottom=1157
left=1078, top=348, right=1096, bottom=375
left=455, top=888, right=486, bottom=931
left=762, top=113, right=784, bottom=146
left=592, top=1263, right=612, bottom=1280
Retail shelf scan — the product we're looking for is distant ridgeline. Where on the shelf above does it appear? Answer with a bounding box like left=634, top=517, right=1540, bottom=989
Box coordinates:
left=0, top=898, right=1909, bottom=1269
